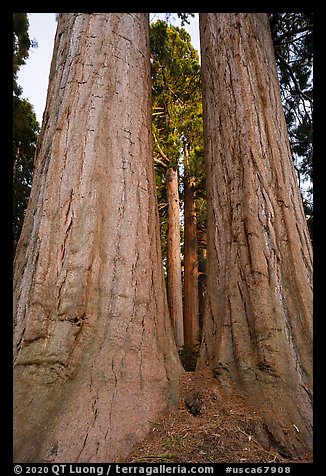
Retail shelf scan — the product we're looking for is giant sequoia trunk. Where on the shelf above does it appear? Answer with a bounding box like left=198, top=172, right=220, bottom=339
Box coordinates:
left=199, top=13, right=313, bottom=459
left=13, top=13, right=180, bottom=463
left=183, top=147, right=200, bottom=346
left=166, top=167, right=184, bottom=348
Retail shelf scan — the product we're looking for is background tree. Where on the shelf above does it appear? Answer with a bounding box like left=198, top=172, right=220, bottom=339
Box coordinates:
left=199, top=13, right=312, bottom=459
left=165, top=166, right=184, bottom=348
left=13, top=13, right=40, bottom=253
left=150, top=20, right=204, bottom=348
left=14, top=13, right=180, bottom=463
left=13, top=13, right=33, bottom=95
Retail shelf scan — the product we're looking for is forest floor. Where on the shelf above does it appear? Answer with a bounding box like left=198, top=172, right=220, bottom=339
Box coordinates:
left=122, top=369, right=312, bottom=464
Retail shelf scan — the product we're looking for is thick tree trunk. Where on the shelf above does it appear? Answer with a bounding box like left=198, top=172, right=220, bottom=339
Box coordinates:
left=199, top=13, right=312, bottom=459
left=166, top=167, right=184, bottom=348
left=13, top=13, right=180, bottom=463
left=183, top=150, right=200, bottom=345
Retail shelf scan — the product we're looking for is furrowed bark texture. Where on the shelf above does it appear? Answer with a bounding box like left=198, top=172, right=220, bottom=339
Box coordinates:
left=199, top=13, right=312, bottom=458
left=166, top=167, right=184, bottom=348
left=198, top=229, right=207, bottom=330
left=13, top=13, right=180, bottom=463
left=183, top=176, right=200, bottom=345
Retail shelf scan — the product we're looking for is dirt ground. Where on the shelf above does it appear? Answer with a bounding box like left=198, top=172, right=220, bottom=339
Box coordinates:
left=121, top=369, right=312, bottom=464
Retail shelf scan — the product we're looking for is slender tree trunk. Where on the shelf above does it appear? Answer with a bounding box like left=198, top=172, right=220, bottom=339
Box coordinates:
left=166, top=167, right=184, bottom=348
left=198, top=229, right=207, bottom=332
left=183, top=146, right=200, bottom=345
left=199, top=13, right=312, bottom=459
left=13, top=13, right=180, bottom=463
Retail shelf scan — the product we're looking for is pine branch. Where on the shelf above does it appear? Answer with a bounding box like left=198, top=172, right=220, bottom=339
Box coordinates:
left=274, top=25, right=312, bottom=45
left=153, top=132, right=171, bottom=165
left=276, top=52, right=312, bottom=104
left=154, top=156, right=168, bottom=169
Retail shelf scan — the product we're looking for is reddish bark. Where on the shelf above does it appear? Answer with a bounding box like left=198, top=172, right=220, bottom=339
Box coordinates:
left=199, top=13, right=312, bottom=459
left=13, top=13, right=180, bottom=463
left=183, top=169, right=200, bottom=346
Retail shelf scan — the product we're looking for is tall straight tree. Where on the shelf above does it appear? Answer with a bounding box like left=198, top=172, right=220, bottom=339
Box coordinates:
left=183, top=144, right=200, bottom=345
left=165, top=167, right=184, bottom=348
left=150, top=20, right=203, bottom=348
left=199, top=13, right=312, bottom=459
left=13, top=13, right=180, bottom=463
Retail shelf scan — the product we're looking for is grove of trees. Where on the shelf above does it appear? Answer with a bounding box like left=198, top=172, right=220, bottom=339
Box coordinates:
left=13, top=13, right=313, bottom=463
left=150, top=20, right=204, bottom=350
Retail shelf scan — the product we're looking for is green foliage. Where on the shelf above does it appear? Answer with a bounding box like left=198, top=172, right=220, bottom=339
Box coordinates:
left=150, top=20, right=205, bottom=259
left=150, top=20, right=202, bottom=166
left=13, top=13, right=30, bottom=95
left=13, top=13, right=37, bottom=95
left=13, top=13, right=40, bottom=253
left=269, top=13, right=313, bottom=234
left=179, top=343, right=200, bottom=371
left=13, top=97, right=40, bottom=253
